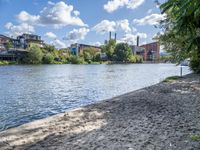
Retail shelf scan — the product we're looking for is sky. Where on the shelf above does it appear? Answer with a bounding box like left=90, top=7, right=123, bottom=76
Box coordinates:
left=0, top=0, right=165, bottom=49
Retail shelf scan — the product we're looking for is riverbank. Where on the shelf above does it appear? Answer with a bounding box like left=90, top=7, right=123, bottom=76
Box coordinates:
left=0, top=73, right=200, bottom=149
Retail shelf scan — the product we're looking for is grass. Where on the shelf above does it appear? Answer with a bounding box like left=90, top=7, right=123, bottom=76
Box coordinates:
left=191, top=135, right=200, bottom=140
left=163, top=76, right=182, bottom=82
left=0, top=61, right=17, bottom=65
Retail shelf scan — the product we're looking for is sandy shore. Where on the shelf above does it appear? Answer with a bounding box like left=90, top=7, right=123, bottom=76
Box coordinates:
left=0, top=74, right=200, bottom=150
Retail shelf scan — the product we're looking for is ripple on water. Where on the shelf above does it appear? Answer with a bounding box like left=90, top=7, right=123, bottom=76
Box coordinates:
left=0, top=64, right=191, bottom=131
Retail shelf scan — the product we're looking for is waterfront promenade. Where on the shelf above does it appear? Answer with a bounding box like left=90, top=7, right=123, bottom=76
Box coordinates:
left=0, top=74, right=200, bottom=150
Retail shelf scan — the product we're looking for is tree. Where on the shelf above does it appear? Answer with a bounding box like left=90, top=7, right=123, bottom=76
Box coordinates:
left=44, top=45, right=56, bottom=52
left=102, top=39, right=116, bottom=60
left=114, top=43, right=132, bottom=62
left=159, top=0, right=200, bottom=73
left=26, top=45, right=44, bottom=64
left=83, top=48, right=100, bottom=62
left=43, top=53, right=54, bottom=64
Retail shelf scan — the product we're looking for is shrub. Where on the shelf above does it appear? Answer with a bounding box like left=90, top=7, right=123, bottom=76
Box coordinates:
left=190, top=57, right=200, bottom=73
left=43, top=53, right=54, bottom=64
left=135, top=55, right=143, bottom=63
left=128, top=55, right=137, bottom=63
left=69, top=55, right=85, bottom=64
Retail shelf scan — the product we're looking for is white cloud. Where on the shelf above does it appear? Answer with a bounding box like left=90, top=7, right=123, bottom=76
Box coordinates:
left=104, top=0, right=145, bottom=13
left=5, top=22, right=35, bottom=37
left=51, top=39, right=66, bottom=49
left=64, top=27, right=90, bottom=43
left=133, top=13, right=166, bottom=26
left=116, top=19, right=131, bottom=33
left=73, top=10, right=80, bottom=16
left=92, top=19, right=132, bottom=34
left=93, top=42, right=102, bottom=46
left=147, top=9, right=152, bottom=14
left=92, top=20, right=116, bottom=34
left=126, top=0, right=145, bottom=9
left=16, top=1, right=86, bottom=27
left=16, top=11, right=39, bottom=24
left=136, top=32, right=147, bottom=39
left=120, top=32, right=147, bottom=44
left=132, top=27, right=137, bottom=32
left=44, top=32, right=57, bottom=39
left=104, top=0, right=128, bottom=13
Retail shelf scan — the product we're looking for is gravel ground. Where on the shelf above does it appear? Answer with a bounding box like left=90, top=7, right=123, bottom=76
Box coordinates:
left=0, top=73, right=200, bottom=150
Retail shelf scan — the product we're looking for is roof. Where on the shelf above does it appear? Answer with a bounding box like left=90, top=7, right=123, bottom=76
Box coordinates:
left=140, top=42, right=159, bottom=47
left=75, top=43, right=101, bottom=49
left=0, top=34, right=11, bottom=39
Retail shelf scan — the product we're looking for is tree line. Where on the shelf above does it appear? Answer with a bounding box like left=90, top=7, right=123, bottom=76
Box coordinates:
left=6, top=40, right=143, bottom=65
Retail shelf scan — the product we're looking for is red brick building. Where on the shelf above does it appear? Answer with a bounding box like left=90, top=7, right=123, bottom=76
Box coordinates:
left=140, top=42, right=160, bottom=61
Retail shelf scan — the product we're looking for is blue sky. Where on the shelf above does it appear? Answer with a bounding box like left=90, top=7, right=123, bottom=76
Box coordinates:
left=0, top=0, right=165, bottom=48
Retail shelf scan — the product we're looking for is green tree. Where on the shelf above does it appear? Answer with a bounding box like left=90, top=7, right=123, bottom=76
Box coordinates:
left=159, top=0, right=200, bottom=73
left=114, top=43, right=132, bottom=62
left=26, top=45, right=44, bottom=64
left=102, top=39, right=116, bottom=60
left=83, top=48, right=100, bottom=62
left=44, top=45, right=56, bottom=52
left=43, top=53, right=54, bottom=64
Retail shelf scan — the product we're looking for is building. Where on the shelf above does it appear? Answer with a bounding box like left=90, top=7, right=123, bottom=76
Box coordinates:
left=12, top=34, right=44, bottom=49
left=0, top=49, right=28, bottom=61
left=140, top=42, right=160, bottom=61
left=130, top=45, right=145, bottom=57
left=0, top=33, right=44, bottom=61
left=0, top=34, right=11, bottom=51
left=70, top=43, right=101, bottom=55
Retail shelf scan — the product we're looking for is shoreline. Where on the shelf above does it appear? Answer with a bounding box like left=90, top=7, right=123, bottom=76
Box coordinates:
left=0, top=73, right=200, bottom=149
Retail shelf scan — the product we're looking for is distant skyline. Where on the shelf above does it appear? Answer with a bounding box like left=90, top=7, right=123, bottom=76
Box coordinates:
left=0, top=0, right=165, bottom=48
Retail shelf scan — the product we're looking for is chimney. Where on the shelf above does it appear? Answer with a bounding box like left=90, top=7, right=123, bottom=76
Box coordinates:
left=137, top=36, right=140, bottom=46
left=114, top=33, right=117, bottom=41
left=109, top=31, right=112, bottom=40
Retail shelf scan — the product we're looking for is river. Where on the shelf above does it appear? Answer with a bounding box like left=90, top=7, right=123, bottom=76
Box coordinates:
left=0, top=64, right=191, bottom=131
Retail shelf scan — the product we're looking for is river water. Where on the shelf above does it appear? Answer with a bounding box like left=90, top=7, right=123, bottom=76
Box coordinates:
left=0, top=64, right=191, bottom=131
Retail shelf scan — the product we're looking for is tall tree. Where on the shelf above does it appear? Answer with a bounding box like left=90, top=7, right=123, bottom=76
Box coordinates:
left=159, top=0, right=200, bottom=73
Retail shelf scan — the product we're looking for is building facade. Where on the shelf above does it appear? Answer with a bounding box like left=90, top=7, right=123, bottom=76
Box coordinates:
left=130, top=45, right=145, bottom=58
left=140, top=42, right=160, bottom=61
left=0, top=34, right=11, bottom=51
left=12, top=34, right=44, bottom=49
left=70, top=43, right=101, bottom=55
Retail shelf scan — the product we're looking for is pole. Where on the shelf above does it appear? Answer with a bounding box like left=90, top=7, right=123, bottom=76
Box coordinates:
left=180, top=65, right=183, bottom=77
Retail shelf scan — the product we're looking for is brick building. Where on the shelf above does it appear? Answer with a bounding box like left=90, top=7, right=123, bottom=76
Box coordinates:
left=140, top=42, right=160, bottom=61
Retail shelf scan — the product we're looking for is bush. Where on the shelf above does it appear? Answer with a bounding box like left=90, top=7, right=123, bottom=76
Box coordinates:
left=135, top=55, right=143, bottom=63
left=128, top=55, right=137, bottom=63
left=43, top=53, right=54, bottom=64
left=0, top=61, right=17, bottom=65
left=94, top=53, right=101, bottom=62
left=69, top=55, right=85, bottom=64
